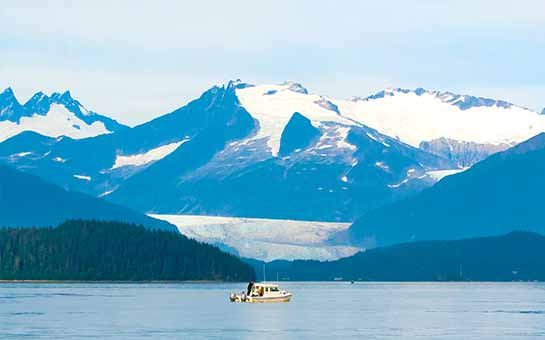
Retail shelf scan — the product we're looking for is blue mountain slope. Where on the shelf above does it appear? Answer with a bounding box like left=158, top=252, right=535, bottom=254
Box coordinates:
left=0, top=82, right=457, bottom=221
left=278, top=112, right=321, bottom=156
left=108, top=116, right=452, bottom=221
left=348, top=133, right=545, bottom=247
left=0, top=82, right=256, bottom=195
left=0, top=165, right=176, bottom=231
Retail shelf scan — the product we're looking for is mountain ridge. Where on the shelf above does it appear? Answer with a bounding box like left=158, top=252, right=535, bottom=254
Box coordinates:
left=0, top=164, right=176, bottom=231
left=1, top=80, right=543, bottom=223
left=0, top=87, right=127, bottom=142
left=251, top=231, right=545, bottom=281
left=347, top=132, right=545, bottom=247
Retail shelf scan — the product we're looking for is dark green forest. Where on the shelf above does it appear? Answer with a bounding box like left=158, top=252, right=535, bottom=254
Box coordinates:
left=250, top=231, right=545, bottom=282
left=0, top=220, right=254, bottom=281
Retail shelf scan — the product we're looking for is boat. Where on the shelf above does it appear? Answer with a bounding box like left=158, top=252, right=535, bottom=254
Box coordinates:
left=229, top=283, right=292, bottom=303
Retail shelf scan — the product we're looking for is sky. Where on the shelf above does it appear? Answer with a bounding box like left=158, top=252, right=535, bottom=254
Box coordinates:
left=1, top=0, right=544, bottom=126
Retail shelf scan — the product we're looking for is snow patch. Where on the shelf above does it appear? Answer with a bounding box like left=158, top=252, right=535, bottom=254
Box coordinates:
left=366, top=132, right=390, bottom=147
left=388, top=178, right=409, bottom=188
left=111, top=139, right=189, bottom=169
left=375, top=161, right=390, bottom=171
left=99, top=189, right=114, bottom=197
left=73, top=174, right=91, bottom=181
left=10, top=152, right=31, bottom=158
left=426, top=168, right=466, bottom=181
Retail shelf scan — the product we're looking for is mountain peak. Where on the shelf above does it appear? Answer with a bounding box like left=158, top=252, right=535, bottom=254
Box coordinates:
left=226, top=79, right=253, bottom=90
left=1, top=87, right=15, bottom=97
left=49, top=90, right=91, bottom=117
left=353, top=87, right=517, bottom=111
left=23, top=91, right=51, bottom=115
left=0, top=87, right=127, bottom=140
left=0, top=87, right=19, bottom=104
left=280, top=81, right=308, bottom=94
left=60, top=90, right=73, bottom=101
left=50, top=90, right=74, bottom=102
left=0, top=87, right=23, bottom=122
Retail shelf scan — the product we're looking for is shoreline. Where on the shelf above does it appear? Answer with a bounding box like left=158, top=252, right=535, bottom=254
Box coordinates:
left=0, top=280, right=542, bottom=284
left=0, top=280, right=238, bottom=284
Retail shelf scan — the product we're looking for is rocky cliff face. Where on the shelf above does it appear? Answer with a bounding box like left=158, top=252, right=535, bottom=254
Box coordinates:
left=420, top=138, right=510, bottom=167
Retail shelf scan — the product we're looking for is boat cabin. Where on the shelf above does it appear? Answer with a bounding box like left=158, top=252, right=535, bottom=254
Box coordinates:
left=249, top=283, right=281, bottom=297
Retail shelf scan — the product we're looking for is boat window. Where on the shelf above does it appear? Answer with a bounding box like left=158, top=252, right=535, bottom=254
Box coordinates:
left=270, top=287, right=279, bottom=292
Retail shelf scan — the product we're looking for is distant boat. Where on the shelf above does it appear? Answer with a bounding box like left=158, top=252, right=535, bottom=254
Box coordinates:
left=230, top=283, right=292, bottom=303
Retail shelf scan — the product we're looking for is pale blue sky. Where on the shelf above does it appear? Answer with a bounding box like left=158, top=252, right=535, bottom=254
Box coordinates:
left=1, top=0, right=544, bottom=125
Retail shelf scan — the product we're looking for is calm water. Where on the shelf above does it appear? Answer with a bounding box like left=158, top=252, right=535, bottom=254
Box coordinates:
left=1, top=282, right=545, bottom=339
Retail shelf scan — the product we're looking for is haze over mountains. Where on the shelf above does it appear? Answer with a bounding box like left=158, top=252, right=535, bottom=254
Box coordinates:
left=2, top=81, right=542, bottom=225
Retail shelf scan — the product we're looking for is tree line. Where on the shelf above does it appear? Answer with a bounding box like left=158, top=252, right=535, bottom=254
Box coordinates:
left=0, top=220, right=255, bottom=281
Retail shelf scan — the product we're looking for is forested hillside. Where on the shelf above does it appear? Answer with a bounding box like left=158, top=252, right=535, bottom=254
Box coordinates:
left=250, top=232, right=545, bottom=281
left=0, top=220, right=254, bottom=281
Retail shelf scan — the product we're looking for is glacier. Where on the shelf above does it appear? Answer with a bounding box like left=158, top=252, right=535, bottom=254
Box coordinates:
left=150, top=214, right=360, bottom=262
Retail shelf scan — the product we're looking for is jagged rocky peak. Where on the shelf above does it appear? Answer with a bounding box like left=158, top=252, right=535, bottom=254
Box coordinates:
left=0, top=87, right=127, bottom=141
left=1, top=87, right=16, bottom=98
left=280, top=81, right=308, bottom=94
left=50, top=90, right=74, bottom=103
left=23, top=91, right=51, bottom=115
left=352, top=87, right=516, bottom=110
left=314, top=97, right=339, bottom=113
left=432, top=90, right=514, bottom=110
left=226, top=79, right=253, bottom=90
left=50, top=90, right=90, bottom=116
left=0, top=87, right=20, bottom=107
left=0, top=87, right=24, bottom=122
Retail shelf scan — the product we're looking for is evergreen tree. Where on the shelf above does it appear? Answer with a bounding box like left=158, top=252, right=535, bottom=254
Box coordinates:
left=0, top=220, right=255, bottom=281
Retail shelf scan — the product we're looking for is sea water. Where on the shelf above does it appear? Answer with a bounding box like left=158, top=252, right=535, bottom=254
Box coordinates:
left=1, top=282, right=545, bottom=339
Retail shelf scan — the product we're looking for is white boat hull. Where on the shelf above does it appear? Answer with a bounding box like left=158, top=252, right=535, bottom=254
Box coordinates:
left=230, top=293, right=292, bottom=303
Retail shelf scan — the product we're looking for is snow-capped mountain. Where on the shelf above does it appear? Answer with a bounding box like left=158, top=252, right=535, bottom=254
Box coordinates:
left=1, top=80, right=541, bottom=222
left=338, top=88, right=544, bottom=166
left=0, top=87, right=126, bottom=142
left=0, top=81, right=457, bottom=221
left=230, top=83, right=544, bottom=166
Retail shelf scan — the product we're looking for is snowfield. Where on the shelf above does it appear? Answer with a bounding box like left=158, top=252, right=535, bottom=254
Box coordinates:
left=236, top=83, right=545, bottom=154
left=236, top=83, right=357, bottom=157
left=337, top=89, right=545, bottom=147
left=149, top=214, right=360, bottom=262
left=0, top=104, right=111, bottom=142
